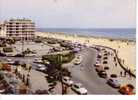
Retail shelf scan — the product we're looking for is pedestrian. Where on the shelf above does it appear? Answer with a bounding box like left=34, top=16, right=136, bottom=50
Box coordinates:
left=124, top=70, right=127, bottom=77
left=120, top=71, right=122, bottom=77
left=128, top=69, right=131, bottom=78
left=28, top=66, right=32, bottom=72
left=22, top=74, right=25, bottom=83
left=115, top=63, right=117, bottom=67
left=15, top=68, right=18, bottom=75
left=114, top=57, right=116, bottom=62
left=26, top=76, right=30, bottom=87
left=122, top=59, right=124, bottom=64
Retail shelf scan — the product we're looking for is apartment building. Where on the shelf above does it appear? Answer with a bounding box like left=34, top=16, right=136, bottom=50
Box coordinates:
left=2, top=18, right=35, bottom=40
left=0, top=23, right=6, bottom=37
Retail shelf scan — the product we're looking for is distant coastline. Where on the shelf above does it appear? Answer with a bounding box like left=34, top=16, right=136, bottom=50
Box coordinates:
left=36, top=28, right=136, bottom=42
left=35, top=31, right=136, bottom=74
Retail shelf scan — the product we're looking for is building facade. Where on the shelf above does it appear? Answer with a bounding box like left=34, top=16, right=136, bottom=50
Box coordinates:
left=0, top=23, right=6, bottom=37
left=1, top=18, right=35, bottom=40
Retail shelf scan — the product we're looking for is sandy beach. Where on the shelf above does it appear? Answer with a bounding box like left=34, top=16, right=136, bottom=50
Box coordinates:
left=35, top=32, right=136, bottom=75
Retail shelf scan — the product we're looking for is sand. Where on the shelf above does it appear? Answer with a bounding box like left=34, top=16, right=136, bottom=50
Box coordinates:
left=35, top=32, right=136, bottom=74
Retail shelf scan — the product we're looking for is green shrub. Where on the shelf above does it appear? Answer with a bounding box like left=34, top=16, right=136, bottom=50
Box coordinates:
left=3, top=47, right=13, bottom=52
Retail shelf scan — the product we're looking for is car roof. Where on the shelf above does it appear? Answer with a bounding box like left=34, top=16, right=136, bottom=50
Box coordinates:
left=74, top=83, right=82, bottom=86
left=109, top=78, right=119, bottom=82
left=63, top=76, right=70, bottom=79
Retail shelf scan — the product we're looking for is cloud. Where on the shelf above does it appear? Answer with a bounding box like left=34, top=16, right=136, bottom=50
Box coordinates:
left=0, top=0, right=136, bottom=28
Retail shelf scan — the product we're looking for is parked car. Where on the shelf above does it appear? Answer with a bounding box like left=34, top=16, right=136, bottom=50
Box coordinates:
left=74, top=56, right=82, bottom=65
left=33, top=58, right=43, bottom=64
left=6, top=58, right=12, bottom=62
left=62, top=76, right=73, bottom=86
left=103, top=60, right=108, bottom=64
left=104, top=53, right=108, bottom=55
left=13, top=60, right=20, bottom=65
left=96, top=58, right=101, bottom=61
left=107, top=78, right=121, bottom=88
left=14, top=54, right=24, bottom=57
left=35, top=64, right=47, bottom=72
left=103, top=56, right=108, bottom=60
left=5, top=58, right=14, bottom=64
left=94, top=63, right=101, bottom=67
left=97, top=54, right=102, bottom=58
left=36, top=67, right=46, bottom=72
left=0, top=80, right=9, bottom=94
left=104, top=66, right=109, bottom=70
left=119, top=84, right=135, bottom=95
left=101, top=48, right=106, bottom=51
left=0, top=87, right=6, bottom=93
left=104, top=50, right=108, bottom=53
left=3, top=47, right=13, bottom=53
left=110, top=74, right=117, bottom=78
left=98, top=71, right=107, bottom=78
left=71, top=83, right=87, bottom=95
left=0, top=53, right=6, bottom=57
left=74, top=59, right=81, bottom=65
left=95, top=66, right=104, bottom=72
left=34, top=89, right=49, bottom=94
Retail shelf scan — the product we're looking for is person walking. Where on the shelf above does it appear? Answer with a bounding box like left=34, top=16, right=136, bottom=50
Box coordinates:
left=120, top=71, right=122, bottom=77
left=115, top=63, right=117, bottom=67
left=28, top=66, right=32, bottom=72
left=124, top=70, right=127, bottom=77
left=128, top=69, right=131, bottom=78
left=26, top=76, right=30, bottom=87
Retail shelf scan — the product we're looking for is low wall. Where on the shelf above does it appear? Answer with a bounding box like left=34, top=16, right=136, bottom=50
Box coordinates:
left=92, top=45, right=136, bottom=78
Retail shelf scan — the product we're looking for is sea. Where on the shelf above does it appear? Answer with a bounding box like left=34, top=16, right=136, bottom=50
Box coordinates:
left=37, top=28, right=136, bottom=41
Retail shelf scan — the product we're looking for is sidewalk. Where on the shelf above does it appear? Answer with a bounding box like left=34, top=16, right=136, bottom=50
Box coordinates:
left=19, top=67, right=49, bottom=93
left=100, top=48, right=135, bottom=90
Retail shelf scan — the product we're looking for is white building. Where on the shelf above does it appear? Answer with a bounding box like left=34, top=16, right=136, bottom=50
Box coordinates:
left=0, top=18, right=35, bottom=40
left=0, top=23, right=6, bottom=37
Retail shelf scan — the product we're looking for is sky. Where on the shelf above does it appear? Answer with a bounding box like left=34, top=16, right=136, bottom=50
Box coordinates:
left=0, top=0, right=136, bottom=28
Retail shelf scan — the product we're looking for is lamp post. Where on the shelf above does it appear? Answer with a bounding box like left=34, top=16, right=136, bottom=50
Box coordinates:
left=57, top=54, right=67, bottom=94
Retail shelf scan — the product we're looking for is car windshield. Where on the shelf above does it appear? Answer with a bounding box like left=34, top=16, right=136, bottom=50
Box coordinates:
left=64, top=78, right=67, bottom=81
left=74, top=85, right=80, bottom=88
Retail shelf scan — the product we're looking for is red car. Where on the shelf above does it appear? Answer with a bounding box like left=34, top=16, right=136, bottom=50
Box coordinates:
left=119, top=84, right=135, bottom=95
left=2, top=64, right=11, bottom=72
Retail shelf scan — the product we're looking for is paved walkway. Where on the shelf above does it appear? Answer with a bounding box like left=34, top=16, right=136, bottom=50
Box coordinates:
left=99, top=47, right=136, bottom=92
left=19, top=67, right=49, bottom=93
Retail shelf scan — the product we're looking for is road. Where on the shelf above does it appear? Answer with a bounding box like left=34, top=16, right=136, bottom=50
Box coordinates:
left=64, top=47, right=120, bottom=94
left=0, top=42, right=122, bottom=94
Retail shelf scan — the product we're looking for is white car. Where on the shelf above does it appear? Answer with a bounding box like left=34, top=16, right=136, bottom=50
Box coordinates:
left=74, top=59, right=81, bottom=65
left=71, top=83, right=87, bottom=95
left=36, top=66, right=46, bottom=72
left=62, top=76, right=73, bottom=86
left=74, top=55, right=82, bottom=65
left=77, top=55, right=82, bottom=59
left=33, top=58, right=43, bottom=64
left=94, top=63, right=101, bottom=67
left=5, top=58, right=14, bottom=64
left=0, top=88, right=5, bottom=93
left=38, top=67, right=46, bottom=71
left=6, top=58, right=12, bottom=62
